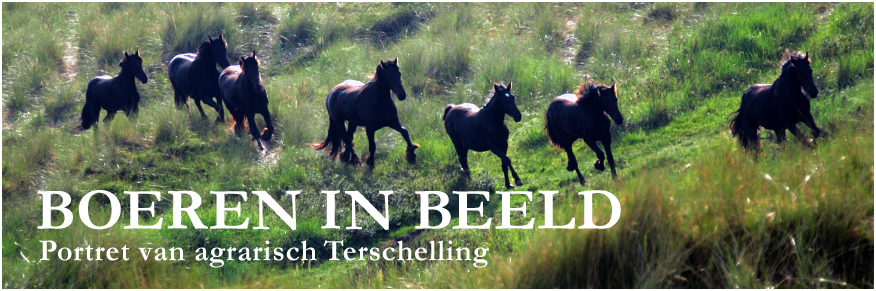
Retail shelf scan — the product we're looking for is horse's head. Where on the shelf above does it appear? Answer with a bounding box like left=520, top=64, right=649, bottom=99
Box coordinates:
left=197, top=39, right=214, bottom=60
left=120, top=50, right=147, bottom=84
left=239, top=50, right=263, bottom=93
left=494, top=82, right=522, bottom=122
left=789, top=52, right=818, bottom=99
left=376, top=58, right=407, bottom=100
left=599, top=84, right=623, bottom=125
left=209, top=34, right=231, bottom=69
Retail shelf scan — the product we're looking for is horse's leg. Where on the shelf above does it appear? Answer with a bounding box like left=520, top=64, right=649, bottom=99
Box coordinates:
left=365, top=126, right=378, bottom=168
left=246, top=111, right=261, bottom=140
left=194, top=95, right=208, bottom=119
left=563, top=143, right=585, bottom=185
left=388, top=122, right=418, bottom=164
left=786, top=124, right=812, bottom=147
left=448, top=134, right=470, bottom=174
left=214, top=97, right=225, bottom=123
left=800, top=111, right=821, bottom=138
left=489, top=144, right=518, bottom=189
left=507, top=159, right=524, bottom=187
left=602, top=139, right=618, bottom=179
left=232, top=110, right=245, bottom=136
left=495, top=138, right=523, bottom=186
left=582, top=138, right=606, bottom=171
left=338, top=121, right=358, bottom=165
left=259, top=109, right=274, bottom=141
left=774, top=128, right=786, bottom=144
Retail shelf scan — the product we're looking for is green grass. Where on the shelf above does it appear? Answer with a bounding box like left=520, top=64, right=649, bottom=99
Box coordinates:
left=2, top=2, right=873, bottom=288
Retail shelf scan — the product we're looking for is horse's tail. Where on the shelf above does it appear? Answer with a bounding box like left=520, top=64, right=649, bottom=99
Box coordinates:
left=168, top=59, right=188, bottom=109
left=442, top=105, right=452, bottom=121
left=311, top=118, right=342, bottom=160
left=729, top=94, right=758, bottom=150
left=544, top=104, right=563, bottom=149
left=173, top=89, right=187, bottom=109
left=78, top=79, right=101, bottom=130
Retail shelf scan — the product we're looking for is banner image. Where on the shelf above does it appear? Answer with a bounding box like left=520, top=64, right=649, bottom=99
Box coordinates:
left=2, top=2, right=873, bottom=288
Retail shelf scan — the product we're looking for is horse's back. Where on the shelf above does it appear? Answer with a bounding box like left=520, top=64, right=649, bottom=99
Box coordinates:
left=444, top=103, right=493, bottom=151
left=219, top=65, right=242, bottom=82
left=546, top=93, right=605, bottom=144
left=168, top=54, right=196, bottom=76
left=546, top=94, right=578, bottom=119
left=218, top=65, right=243, bottom=104
left=444, top=103, right=480, bottom=124
left=555, top=93, right=578, bottom=103
left=87, top=75, right=113, bottom=93
left=325, top=80, right=367, bottom=118
left=455, top=103, right=480, bottom=113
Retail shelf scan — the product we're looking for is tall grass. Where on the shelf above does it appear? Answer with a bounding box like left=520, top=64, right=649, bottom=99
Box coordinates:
left=2, top=2, right=872, bottom=289
left=161, top=3, right=237, bottom=60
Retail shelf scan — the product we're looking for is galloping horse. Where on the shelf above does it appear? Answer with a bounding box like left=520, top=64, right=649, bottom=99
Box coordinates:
left=730, top=51, right=821, bottom=150
left=545, top=83, right=624, bottom=185
left=78, top=50, right=148, bottom=130
left=168, top=34, right=231, bottom=122
left=443, top=83, right=524, bottom=189
left=311, top=58, right=418, bottom=168
left=219, top=51, right=274, bottom=141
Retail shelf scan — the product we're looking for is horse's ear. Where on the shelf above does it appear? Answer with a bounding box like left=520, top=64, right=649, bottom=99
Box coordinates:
left=218, top=33, right=223, bottom=40
left=135, top=49, right=140, bottom=56
left=493, top=83, right=501, bottom=92
left=393, top=57, right=398, bottom=64
left=507, top=82, right=512, bottom=91
left=252, top=50, right=257, bottom=58
left=805, top=51, right=809, bottom=61
left=124, top=51, right=129, bottom=58
left=239, top=56, right=245, bottom=67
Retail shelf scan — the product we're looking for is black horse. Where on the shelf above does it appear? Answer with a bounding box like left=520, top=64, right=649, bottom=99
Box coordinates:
left=219, top=51, right=274, bottom=141
left=444, top=83, right=523, bottom=189
left=730, top=51, right=821, bottom=150
left=311, top=58, right=418, bottom=168
left=545, top=83, right=624, bottom=185
left=168, top=34, right=231, bottom=122
left=78, top=50, right=148, bottom=130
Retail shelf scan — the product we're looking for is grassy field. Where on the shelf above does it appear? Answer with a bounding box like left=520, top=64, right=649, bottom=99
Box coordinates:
left=2, top=2, right=873, bottom=288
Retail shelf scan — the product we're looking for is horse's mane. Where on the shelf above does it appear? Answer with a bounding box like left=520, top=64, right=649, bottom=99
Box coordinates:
left=366, top=61, right=400, bottom=83
left=196, top=41, right=212, bottom=57
left=575, top=82, right=603, bottom=106
left=780, top=50, right=807, bottom=71
left=241, top=57, right=265, bottom=88
left=484, top=83, right=508, bottom=107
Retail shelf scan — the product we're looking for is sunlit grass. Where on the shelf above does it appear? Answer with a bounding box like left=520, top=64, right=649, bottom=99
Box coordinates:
left=2, top=2, right=872, bottom=288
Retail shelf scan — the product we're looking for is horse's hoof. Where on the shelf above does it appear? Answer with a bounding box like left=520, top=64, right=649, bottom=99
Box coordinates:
left=515, top=180, right=524, bottom=186
left=579, top=179, right=587, bottom=186
left=405, top=148, right=417, bottom=164
left=505, top=184, right=515, bottom=189
left=260, top=129, right=273, bottom=141
left=594, top=160, right=605, bottom=171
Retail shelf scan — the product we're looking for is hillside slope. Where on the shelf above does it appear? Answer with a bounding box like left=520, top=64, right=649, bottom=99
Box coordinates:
left=2, top=3, right=873, bottom=288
